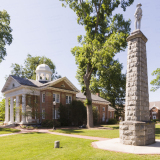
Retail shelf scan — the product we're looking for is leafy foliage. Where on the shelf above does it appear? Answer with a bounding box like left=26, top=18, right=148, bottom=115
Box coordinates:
left=92, top=106, right=99, bottom=125
left=108, top=118, right=117, bottom=124
left=58, top=100, right=87, bottom=126
left=0, top=99, right=5, bottom=121
left=91, top=60, right=126, bottom=119
left=10, top=54, right=61, bottom=80
left=150, top=68, right=160, bottom=92
left=60, top=0, right=134, bottom=127
left=69, top=100, right=87, bottom=126
left=0, top=10, right=13, bottom=63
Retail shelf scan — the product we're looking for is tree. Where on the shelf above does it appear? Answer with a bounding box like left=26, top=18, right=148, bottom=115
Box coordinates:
left=91, top=59, right=126, bottom=119
left=150, top=68, right=160, bottom=92
left=60, top=0, right=134, bottom=127
left=69, top=100, right=87, bottom=125
left=10, top=54, right=61, bottom=80
left=0, top=10, right=13, bottom=63
left=0, top=99, right=5, bottom=121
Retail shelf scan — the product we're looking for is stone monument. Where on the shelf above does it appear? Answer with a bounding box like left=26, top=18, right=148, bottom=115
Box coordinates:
left=119, top=4, right=155, bottom=146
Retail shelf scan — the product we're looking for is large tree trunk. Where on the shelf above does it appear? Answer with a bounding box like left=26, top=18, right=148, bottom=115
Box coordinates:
left=84, top=64, right=94, bottom=128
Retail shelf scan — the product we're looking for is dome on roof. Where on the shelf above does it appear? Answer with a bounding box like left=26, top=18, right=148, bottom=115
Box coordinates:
left=35, top=64, right=52, bottom=82
left=36, top=64, right=52, bottom=73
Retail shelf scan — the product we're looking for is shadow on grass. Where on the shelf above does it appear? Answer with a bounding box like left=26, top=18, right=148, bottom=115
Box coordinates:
left=54, top=129, right=84, bottom=134
left=155, top=128, right=160, bottom=139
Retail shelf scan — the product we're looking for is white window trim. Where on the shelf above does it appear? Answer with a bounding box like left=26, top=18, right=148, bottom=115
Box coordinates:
left=66, top=95, right=72, bottom=104
left=53, top=93, right=60, bottom=103
left=103, top=107, right=105, bottom=111
left=42, top=109, right=45, bottom=119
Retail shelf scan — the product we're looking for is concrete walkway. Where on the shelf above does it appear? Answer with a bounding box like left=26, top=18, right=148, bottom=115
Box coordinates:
left=93, top=138, right=160, bottom=155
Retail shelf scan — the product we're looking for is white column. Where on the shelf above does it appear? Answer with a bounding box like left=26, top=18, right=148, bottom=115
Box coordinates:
left=15, top=95, right=20, bottom=123
left=21, top=94, right=26, bottom=124
left=9, top=97, right=14, bottom=124
left=4, top=98, right=9, bottom=124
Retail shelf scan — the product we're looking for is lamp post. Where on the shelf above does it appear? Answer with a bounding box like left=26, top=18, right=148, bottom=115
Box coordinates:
left=53, top=101, right=56, bottom=130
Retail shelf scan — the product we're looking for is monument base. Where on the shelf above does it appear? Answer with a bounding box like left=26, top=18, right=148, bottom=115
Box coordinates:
left=119, top=121, right=155, bottom=146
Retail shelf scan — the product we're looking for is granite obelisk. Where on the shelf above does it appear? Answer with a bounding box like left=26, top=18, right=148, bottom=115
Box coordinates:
left=119, top=4, right=155, bottom=146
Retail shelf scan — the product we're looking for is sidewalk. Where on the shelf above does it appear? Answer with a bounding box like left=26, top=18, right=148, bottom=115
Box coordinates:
left=0, top=128, right=109, bottom=141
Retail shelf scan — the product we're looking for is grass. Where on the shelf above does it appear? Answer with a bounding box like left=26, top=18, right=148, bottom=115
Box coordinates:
left=51, top=124, right=160, bottom=139
left=0, top=133, right=160, bottom=160
left=0, top=128, right=20, bottom=134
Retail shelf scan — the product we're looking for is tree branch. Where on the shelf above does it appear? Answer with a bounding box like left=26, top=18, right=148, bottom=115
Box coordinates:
left=95, top=0, right=101, bottom=34
left=79, top=0, right=87, bottom=17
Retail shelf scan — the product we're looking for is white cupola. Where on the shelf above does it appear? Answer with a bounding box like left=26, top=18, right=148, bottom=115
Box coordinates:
left=35, top=64, right=52, bottom=82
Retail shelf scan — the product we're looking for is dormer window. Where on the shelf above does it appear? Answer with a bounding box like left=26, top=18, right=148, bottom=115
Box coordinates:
left=12, top=83, right=15, bottom=88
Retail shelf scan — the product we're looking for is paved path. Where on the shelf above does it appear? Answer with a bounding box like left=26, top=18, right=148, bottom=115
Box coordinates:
left=93, top=138, right=160, bottom=155
left=0, top=128, right=109, bottom=141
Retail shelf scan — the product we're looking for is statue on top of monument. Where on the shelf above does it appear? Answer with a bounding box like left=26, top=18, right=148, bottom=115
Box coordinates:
left=134, top=3, right=142, bottom=30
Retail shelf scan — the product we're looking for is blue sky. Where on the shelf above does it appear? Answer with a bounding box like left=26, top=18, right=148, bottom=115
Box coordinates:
left=0, top=0, right=160, bottom=102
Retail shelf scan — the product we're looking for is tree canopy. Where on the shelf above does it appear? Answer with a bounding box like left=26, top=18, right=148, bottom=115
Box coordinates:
left=0, top=10, right=13, bottom=63
left=60, top=0, right=134, bottom=127
left=91, top=59, right=126, bottom=119
left=10, top=54, right=61, bottom=80
left=150, top=68, right=160, bottom=92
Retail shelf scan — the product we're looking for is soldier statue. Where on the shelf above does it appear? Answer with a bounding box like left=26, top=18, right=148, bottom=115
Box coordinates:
left=134, top=3, right=142, bottom=30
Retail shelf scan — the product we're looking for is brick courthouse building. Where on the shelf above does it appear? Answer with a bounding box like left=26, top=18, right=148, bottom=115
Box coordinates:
left=2, top=64, right=115, bottom=125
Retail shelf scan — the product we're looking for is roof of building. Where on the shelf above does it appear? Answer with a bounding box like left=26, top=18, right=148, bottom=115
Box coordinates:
left=149, top=101, right=160, bottom=110
left=108, top=106, right=116, bottom=111
left=1, top=75, right=79, bottom=93
left=76, top=92, right=110, bottom=104
left=35, top=64, right=52, bottom=74
left=11, top=75, right=43, bottom=87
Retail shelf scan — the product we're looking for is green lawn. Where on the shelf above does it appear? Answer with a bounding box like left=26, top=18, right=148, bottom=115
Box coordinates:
left=52, top=128, right=119, bottom=138
left=0, top=128, right=20, bottom=134
left=51, top=124, right=160, bottom=139
left=0, top=133, right=160, bottom=160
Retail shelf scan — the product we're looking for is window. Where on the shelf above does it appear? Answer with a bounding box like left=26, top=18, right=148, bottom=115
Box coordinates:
left=102, top=107, right=105, bottom=111
left=53, top=93, right=60, bottom=103
left=53, top=109, right=60, bottom=119
left=66, top=95, right=72, bottom=104
left=42, top=109, right=45, bottom=119
left=12, top=83, right=15, bottom=88
left=42, top=93, right=45, bottom=103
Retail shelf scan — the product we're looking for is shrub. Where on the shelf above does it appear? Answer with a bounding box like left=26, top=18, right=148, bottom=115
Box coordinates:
left=151, top=119, right=159, bottom=123
left=92, top=106, right=99, bottom=125
left=108, top=118, right=117, bottom=124
left=41, top=120, right=61, bottom=128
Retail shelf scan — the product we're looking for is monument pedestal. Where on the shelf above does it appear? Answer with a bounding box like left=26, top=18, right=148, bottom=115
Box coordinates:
left=119, top=29, right=155, bottom=146
left=120, top=121, right=155, bottom=146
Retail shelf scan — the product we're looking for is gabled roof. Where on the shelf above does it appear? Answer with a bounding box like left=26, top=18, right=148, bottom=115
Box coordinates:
left=1, top=75, right=79, bottom=93
left=41, top=77, right=79, bottom=92
left=149, top=101, right=160, bottom=110
left=108, top=106, right=116, bottom=111
left=76, top=92, right=110, bottom=104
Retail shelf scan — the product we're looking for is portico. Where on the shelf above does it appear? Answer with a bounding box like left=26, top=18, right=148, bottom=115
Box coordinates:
left=4, top=91, right=39, bottom=125
left=2, top=75, right=40, bottom=125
